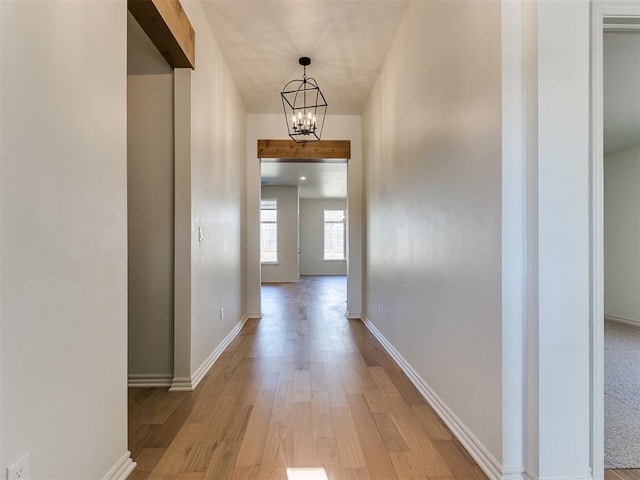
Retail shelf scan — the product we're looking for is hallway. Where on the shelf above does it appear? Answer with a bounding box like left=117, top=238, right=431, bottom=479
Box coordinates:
left=128, top=276, right=486, bottom=479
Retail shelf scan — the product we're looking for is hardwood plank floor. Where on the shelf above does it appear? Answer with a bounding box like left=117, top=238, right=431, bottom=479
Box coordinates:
left=607, top=469, right=640, bottom=480
left=129, top=276, right=487, bottom=479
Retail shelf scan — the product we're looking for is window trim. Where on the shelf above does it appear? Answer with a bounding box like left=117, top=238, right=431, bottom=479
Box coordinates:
left=260, top=198, right=278, bottom=263
left=323, top=209, right=346, bottom=261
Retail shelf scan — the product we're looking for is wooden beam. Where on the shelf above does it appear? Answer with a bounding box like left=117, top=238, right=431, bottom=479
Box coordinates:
left=128, top=0, right=195, bottom=69
left=257, top=140, right=351, bottom=160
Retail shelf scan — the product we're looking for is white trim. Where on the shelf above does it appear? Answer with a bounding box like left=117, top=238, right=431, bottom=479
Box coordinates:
left=604, top=24, right=640, bottom=32
left=525, top=470, right=539, bottom=480
left=361, top=315, right=520, bottom=480
left=169, top=376, right=194, bottom=392
left=502, top=467, right=527, bottom=480
left=604, top=314, right=640, bottom=328
left=190, top=314, right=248, bottom=388
left=247, top=312, right=262, bottom=319
left=501, top=0, right=527, bottom=472
left=170, top=314, right=249, bottom=392
left=127, top=373, right=173, bottom=388
left=538, top=477, right=591, bottom=480
left=102, top=451, right=136, bottom=480
left=345, top=312, right=362, bottom=320
left=591, top=4, right=640, bottom=479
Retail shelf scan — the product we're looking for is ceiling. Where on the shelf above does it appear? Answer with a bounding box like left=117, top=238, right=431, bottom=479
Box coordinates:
left=604, top=32, right=640, bottom=155
left=199, top=1, right=407, bottom=197
left=200, top=0, right=409, bottom=114
left=260, top=162, right=347, bottom=199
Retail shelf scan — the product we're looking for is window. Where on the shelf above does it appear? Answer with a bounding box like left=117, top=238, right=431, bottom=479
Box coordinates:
left=260, top=199, right=278, bottom=262
left=324, top=209, right=345, bottom=260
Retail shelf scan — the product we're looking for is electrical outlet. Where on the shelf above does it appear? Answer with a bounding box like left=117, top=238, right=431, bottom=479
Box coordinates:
left=6, top=454, right=29, bottom=480
left=220, top=307, right=224, bottom=320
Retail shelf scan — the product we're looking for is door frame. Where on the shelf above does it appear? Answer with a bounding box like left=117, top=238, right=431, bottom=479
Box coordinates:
left=591, top=3, right=640, bottom=477
left=255, top=139, right=354, bottom=315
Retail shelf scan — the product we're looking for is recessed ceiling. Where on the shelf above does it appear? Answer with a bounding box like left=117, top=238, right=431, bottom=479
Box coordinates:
left=604, top=32, right=640, bottom=155
left=261, top=162, right=347, bottom=199
left=200, top=0, right=410, bottom=114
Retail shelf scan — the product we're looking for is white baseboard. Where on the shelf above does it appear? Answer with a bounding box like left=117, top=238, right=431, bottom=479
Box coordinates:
left=127, top=373, right=173, bottom=388
left=247, top=312, right=262, bottom=319
left=604, top=314, right=640, bottom=328
left=169, top=376, right=194, bottom=392
left=361, top=315, right=515, bottom=480
left=170, top=314, right=249, bottom=392
left=538, top=477, right=591, bottom=480
left=502, top=467, right=527, bottom=480
left=346, top=311, right=362, bottom=320
left=102, top=451, right=136, bottom=480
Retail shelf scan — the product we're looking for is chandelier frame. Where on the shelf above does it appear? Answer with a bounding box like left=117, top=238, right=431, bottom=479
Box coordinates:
left=281, top=57, right=328, bottom=143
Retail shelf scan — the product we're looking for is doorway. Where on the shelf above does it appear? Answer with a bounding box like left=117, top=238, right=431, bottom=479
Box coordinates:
left=126, top=12, right=176, bottom=388
left=249, top=138, right=361, bottom=319
left=592, top=6, right=640, bottom=478
left=602, top=23, right=640, bottom=472
left=260, top=160, right=348, bottom=286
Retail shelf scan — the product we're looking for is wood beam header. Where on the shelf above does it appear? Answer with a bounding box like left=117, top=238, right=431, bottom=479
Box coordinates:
left=128, top=0, right=195, bottom=69
left=257, top=140, right=351, bottom=160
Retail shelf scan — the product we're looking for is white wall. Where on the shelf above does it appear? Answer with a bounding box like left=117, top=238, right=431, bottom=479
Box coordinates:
left=300, top=199, right=347, bottom=276
left=360, top=1, right=595, bottom=476
left=261, top=185, right=299, bottom=283
left=604, top=145, right=640, bottom=324
left=501, top=0, right=533, bottom=474
left=362, top=0, right=503, bottom=466
left=523, top=0, right=539, bottom=476
left=0, top=1, right=130, bottom=478
left=0, top=1, right=4, bottom=471
left=127, top=13, right=175, bottom=381
left=178, top=0, right=247, bottom=383
left=246, top=114, right=362, bottom=317
left=537, top=1, right=591, bottom=477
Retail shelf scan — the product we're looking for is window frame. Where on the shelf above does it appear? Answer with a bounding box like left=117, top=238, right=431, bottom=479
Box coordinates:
left=323, top=209, right=346, bottom=261
left=260, top=198, right=278, bottom=264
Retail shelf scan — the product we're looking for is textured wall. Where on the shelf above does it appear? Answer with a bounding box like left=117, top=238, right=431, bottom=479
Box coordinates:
left=181, top=1, right=247, bottom=377
left=127, top=13, right=175, bottom=380
left=1, top=1, right=129, bottom=477
left=261, top=186, right=299, bottom=283
left=300, top=199, right=347, bottom=276
left=604, top=145, right=640, bottom=324
left=362, top=0, right=503, bottom=462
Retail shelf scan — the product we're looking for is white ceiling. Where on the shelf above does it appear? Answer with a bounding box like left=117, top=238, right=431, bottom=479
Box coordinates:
left=261, top=162, right=347, bottom=199
left=200, top=0, right=406, bottom=197
left=604, top=32, right=640, bottom=155
left=200, top=0, right=409, bottom=114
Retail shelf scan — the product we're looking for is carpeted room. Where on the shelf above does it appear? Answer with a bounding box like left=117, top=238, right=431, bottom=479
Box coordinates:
left=603, top=30, right=640, bottom=470
left=604, top=321, right=640, bottom=468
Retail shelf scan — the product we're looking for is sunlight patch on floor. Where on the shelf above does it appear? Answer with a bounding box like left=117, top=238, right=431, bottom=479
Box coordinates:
left=286, top=467, right=329, bottom=480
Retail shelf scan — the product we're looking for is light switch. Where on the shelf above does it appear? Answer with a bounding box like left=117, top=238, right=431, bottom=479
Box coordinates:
left=198, top=226, right=204, bottom=242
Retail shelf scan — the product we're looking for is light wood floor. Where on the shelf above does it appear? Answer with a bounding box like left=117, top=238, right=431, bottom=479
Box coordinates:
left=128, top=276, right=487, bottom=479
left=607, top=471, right=640, bottom=480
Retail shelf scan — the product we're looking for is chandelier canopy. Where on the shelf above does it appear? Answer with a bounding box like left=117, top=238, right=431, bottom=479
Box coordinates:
left=281, top=57, right=328, bottom=143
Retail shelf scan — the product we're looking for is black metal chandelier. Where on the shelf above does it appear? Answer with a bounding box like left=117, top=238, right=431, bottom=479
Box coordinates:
left=281, top=57, right=328, bottom=143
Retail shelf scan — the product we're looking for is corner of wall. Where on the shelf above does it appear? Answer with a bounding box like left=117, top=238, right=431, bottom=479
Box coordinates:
left=170, top=313, right=249, bottom=392
left=173, top=67, right=193, bottom=386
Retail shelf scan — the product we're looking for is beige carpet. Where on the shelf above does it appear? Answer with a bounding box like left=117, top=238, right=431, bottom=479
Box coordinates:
left=605, top=319, right=640, bottom=468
